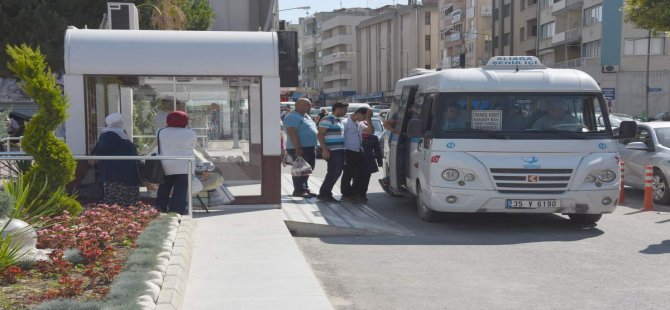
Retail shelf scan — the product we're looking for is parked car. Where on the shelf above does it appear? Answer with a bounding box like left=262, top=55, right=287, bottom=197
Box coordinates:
left=618, top=122, right=670, bottom=204
left=379, top=109, right=390, bottom=120
left=648, top=111, right=670, bottom=122
left=345, top=103, right=372, bottom=116
left=597, top=113, right=637, bottom=134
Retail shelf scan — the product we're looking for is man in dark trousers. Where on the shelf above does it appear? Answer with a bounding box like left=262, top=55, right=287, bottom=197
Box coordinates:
left=340, top=107, right=373, bottom=202
left=284, top=98, right=319, bottom=198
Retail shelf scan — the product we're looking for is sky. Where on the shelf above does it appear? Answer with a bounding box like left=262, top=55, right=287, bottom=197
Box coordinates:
left=279, top=0, right=402, bottom=24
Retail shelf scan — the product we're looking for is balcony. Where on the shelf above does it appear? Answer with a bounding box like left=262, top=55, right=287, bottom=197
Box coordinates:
left=451, top=10, right=463, bottom=24
left=552, top=28, right=581, bottom=46
left=549, top=57, right=600, bottom=68
left=464, top=31, right=477, bottom=41
left=466, top=8, right=474, bottom=19
left=302, top=36, right=314, bottom=50
left=552, top=0, right=583, bottom=15
left=481, top=6, right=492, bottom=16
left=322, top=86, right=356, bottom=94
left=449, top=32, right=461, bottom=42
left=321, top=35, right=352, bottom=49
left=321, top=51, right=355, bottom=66
left=322, top=70, right=352, bottom=82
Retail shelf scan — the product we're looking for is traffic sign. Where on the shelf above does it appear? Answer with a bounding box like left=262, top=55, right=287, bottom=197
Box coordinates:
left=602, top=88, right=615, bottom=99
left=649, top=88, right=662, bottom=93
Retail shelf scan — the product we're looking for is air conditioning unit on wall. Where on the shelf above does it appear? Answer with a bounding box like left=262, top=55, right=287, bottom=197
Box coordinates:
left=107, top=2, right=139, bottom=30
left=602, top=64, right=620, bottom=73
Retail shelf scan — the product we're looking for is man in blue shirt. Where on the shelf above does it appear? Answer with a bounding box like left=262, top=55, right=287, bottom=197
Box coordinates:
left=284, top=98, right=319, bottom=198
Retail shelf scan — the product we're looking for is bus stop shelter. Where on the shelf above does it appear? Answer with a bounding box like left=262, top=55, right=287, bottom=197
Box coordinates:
left=62, top=28, right=281, bottom=204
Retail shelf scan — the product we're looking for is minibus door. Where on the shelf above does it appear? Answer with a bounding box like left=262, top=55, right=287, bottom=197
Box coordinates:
left=407, top=94, right=435, bottom=193
left=389, top=85, right=418, bottom=194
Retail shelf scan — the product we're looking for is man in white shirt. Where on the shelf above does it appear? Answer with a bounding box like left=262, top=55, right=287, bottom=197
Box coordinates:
left=340, top=108, right=373, bottom=201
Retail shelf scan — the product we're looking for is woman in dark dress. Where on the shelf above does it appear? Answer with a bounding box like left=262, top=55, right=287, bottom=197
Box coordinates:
left=92, top=113, right=140, bottom=206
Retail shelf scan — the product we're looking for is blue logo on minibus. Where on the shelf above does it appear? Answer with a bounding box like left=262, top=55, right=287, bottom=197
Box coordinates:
left=447, top=142, right=456, bottom=149
left=598, top=143, right=607, bottom=150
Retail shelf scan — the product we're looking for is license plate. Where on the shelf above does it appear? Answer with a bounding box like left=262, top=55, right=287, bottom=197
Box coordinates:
left=506, top=199, right=560, bottom=209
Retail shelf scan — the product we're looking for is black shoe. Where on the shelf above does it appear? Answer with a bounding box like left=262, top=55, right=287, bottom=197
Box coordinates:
left=317, top=195, right=339, bottom=202
left=291, top=191, right=306, bottom=198
left=357, top=195, right=368, bottom=202
left=340, top=195, right=355, bottom=202
left=303, top=190, right=317, bottom=198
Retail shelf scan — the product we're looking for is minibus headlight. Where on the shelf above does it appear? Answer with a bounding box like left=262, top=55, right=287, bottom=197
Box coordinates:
left=597, top=170, right=616, bottom=182
left=463, top=174, right=475, bottom=182
left=442, top=169, right=459, bottom=181
left=585, top=175, right=597, bottom=183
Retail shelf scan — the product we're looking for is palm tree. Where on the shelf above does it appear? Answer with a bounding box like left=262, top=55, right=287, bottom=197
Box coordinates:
left=139, top=0, right=187, bottom=30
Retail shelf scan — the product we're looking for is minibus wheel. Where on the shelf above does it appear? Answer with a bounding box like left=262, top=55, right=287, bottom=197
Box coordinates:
left=416, top=182, right=440, bottom=222
left=568, top=214, right=602, bottom=224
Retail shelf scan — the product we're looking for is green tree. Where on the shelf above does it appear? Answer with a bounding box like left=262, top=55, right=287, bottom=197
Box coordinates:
left=623, top=0, right=670, bottom=34
left=138, top=0, right=214, bottom=30
left=6, top=44, right=81, bottom=216
left=0, top=0, right=214, bottom=75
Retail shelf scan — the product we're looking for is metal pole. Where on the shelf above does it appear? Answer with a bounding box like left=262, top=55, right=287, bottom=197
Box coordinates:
left=188, top=158, right=193, bottom=217
left=645, top=29, right=651, bottom=119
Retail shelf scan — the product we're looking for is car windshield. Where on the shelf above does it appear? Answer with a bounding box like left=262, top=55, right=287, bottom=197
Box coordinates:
left=371, top=119, right=383, bottom=132
left=655, top=128, right=670, bottom=148
left=433, top=93, right=609, bottom=139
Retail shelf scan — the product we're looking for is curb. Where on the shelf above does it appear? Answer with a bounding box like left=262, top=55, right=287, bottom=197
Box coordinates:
left=153, top=214, right=197, bottom=310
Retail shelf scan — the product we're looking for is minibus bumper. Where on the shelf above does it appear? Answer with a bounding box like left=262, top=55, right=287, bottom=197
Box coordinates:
left=426, top=186, right=619, bottom=214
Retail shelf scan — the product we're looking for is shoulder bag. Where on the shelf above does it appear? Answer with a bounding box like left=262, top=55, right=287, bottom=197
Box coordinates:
left=143, top=129, right=166, bottom=183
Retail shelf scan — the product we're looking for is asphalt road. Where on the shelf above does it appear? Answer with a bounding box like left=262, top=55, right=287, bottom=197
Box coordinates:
left=289, top=159, right=670, bottom=310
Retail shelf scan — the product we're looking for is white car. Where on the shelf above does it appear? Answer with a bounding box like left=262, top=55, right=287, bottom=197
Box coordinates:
left=618, top=122, right=670, bottom=204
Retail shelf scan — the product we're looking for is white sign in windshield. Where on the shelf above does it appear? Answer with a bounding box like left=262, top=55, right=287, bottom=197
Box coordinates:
left=471, top=110, right=502, bottom=131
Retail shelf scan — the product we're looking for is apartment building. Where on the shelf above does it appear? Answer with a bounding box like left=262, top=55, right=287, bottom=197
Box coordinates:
left=355, top=2, right=440, bottom=102
left=490, top=0, right=669, bottom=117
left=439, top=0, right=493, bottom=68
left=298, top=9, right=375, bottom=105
left=209, top=0, right=278, bottom=31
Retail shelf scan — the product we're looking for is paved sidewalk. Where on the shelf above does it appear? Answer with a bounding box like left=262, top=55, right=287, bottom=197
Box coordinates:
left=182, top=205, right=333, bottom=309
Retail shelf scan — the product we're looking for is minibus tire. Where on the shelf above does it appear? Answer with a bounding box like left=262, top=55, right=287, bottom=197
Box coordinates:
left=568, top=214, right=602, bottom=224
left=416, top=183, right=440, bottom=222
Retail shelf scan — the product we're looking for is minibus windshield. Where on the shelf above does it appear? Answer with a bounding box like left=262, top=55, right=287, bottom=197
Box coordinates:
left=434, top=93, right=610, bottom=138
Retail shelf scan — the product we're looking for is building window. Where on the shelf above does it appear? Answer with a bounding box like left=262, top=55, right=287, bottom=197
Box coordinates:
left=485, top=40, right=492, bottom=52
left=540, top=0, right=552, bottom=9
left=527, top=18, right=537, bottom=37
left=425, top=12, right=431, bottom=25
left=503, top=4, right=511, bottom=17
left=528, top=0, right=538, bottom=6
left=503, top=32, right=510, bottom=46
left=493, top=8, right=498, bottom=20
left=624, top=38, right=665, bottom=55
left=520, top=0, right=525, bottom=11
left=583, top=40, right=601, bottom=58
left=425, top=35, right=431, bottom=51
left=520, top=27, right=525, bottom=41
left=584, top=4, right=602, bottom=26
left=539, top=21, right=555, bottom=40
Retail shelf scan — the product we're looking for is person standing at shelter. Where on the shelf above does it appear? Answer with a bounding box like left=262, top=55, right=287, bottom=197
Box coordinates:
left=284, top=98, right=318, bottom=198
left=157, top=111, right=197, bottom=215
left=340, top=108, right=373, bottom=201
left=92, top=113, right=140, bottom=206
left=317, top=102, right=348, bottom=202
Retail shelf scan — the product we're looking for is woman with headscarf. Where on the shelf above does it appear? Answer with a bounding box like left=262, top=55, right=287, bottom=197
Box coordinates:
left=92, top=113, right=140, bottom=206
left=156, top=111, right=197, bottom=215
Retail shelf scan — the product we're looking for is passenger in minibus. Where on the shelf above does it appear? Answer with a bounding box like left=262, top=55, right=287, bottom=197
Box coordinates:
left=442, top=103, right=468, bottom=130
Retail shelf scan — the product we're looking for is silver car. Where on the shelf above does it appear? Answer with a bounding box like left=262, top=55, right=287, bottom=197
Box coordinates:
left=618, top=122, right=670, bottom=204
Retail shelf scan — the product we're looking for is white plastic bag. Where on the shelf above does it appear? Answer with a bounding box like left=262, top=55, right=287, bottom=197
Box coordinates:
left=191, top=175, right=204, bottom=195
left=291, top=156, right=313, bottom=176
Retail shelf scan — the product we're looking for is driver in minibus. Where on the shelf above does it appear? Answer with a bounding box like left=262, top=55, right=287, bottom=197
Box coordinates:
left=530, top=99, right=579, bottom=131
left=442, top=103, right=468, bottom=130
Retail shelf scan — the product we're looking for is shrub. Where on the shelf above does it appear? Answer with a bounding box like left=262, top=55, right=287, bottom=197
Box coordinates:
left=6, top=44, right=80, bottom=216
left=0, top=191, right=15, bottom=218
left=4, top=174, right=66, bottom=224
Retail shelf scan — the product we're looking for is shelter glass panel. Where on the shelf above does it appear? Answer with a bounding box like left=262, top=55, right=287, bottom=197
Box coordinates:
left=84, top=75, right=262, bottom=197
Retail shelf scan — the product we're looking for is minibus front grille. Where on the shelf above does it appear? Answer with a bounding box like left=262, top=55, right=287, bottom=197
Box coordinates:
left=490, top=168, right=573, bottom=193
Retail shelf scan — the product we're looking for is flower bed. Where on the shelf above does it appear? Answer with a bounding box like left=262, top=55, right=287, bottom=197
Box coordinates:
left=0, top=203, right=160, bottom=309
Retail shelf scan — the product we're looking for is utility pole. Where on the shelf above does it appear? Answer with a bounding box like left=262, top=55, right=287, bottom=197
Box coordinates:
left=644, top=29, right=651, bottom=119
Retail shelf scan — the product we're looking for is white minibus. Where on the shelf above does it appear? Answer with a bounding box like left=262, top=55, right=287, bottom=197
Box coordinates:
left=382, top=56, right=636, bottom=223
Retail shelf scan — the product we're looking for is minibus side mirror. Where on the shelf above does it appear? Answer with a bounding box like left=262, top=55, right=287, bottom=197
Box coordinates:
left=626, top=141, right=654, bottom=152
left=407, top=119, right=423, bottom=137
left=616, top=121, right=636, bottom=139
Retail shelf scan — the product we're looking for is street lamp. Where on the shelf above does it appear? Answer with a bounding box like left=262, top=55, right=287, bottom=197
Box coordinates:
left=279, top=6, right=310, bottom=12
